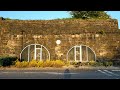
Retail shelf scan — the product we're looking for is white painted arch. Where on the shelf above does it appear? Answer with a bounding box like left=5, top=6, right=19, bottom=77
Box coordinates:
left=20, top=44, right=50, bottom=62
left=67, top=45, right=96, bottom=62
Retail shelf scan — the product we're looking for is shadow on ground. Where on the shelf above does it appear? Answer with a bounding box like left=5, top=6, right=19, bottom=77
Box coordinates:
left=63, top=69, right=71, bottom=79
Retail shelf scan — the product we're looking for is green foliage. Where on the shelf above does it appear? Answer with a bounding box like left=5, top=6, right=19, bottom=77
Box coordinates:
left=70, top=60, right=113, bottom=67
left=53, top=60, right=65, bottom=68
left=14, top=60, right=22, bottom=68
left=112, top=61, right=120, bottom=66
left=0, top=56, right=17, bottom=67
left=5, top=18, right=12, bottom=20
left=98, top=30, right=105, bottom=35
left=0, top=57, right=114, bottom=68
left=14, top=60, right=67, bottom=68
left=42, top=60, right=54, bottom=67
left=65, top=61, right=71, bottom=66
left=14, top=60, right=29, bottom=68
left=103, top=61, right=113, bottom=67
left=28, top=60, right=38, bottom=67
left=0, top=17, right=20, bottom=20
left=88, top=61, right=97, bottom=66
left=70, top=62, right=81, bottom=67
left=0, top=17, right=5, bottom=20
left=69, top=11, right=111, bottom=19
left=37, top=61, right=44, bottom=67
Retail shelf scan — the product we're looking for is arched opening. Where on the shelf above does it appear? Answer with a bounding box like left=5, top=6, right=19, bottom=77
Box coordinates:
left=67, top=45, right=96, bottom=62
left=20, top=44, right=50, bottom=62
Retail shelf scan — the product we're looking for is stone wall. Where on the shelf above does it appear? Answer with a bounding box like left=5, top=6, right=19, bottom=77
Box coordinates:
left=0, top=19, right=120, bottom=61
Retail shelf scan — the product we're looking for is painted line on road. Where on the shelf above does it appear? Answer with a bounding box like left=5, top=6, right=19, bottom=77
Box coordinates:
left=0, top=72, right=79, bottom=75
left=24, top=72, right=78, bottom=75
left=112, top=70, right=120, bottom=71
left=24, top=72, right=59, bottom=74
left=97, top=70, right=112, bottom=76
left=1, top=72, right=18, bottom=73
left=104, top=70, right=119, bottom=76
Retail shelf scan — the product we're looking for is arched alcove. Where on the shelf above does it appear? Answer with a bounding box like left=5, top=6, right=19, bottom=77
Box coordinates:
left=67, top=45, right=96, bottom=62
left=20, top=44, right=50, bottom=62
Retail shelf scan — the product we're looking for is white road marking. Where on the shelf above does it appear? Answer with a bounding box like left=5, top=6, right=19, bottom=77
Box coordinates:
left=23, top=72, right=41, bottom=74
left=1, top=72, right=78, bottom=75
left=104, top=70, right=119, bottom=76
left=25, top=72, right=78, bottom=75
left=24, top=72, right=59, bottom=74
left=112, top=70, right=120, bottom=71
left=97, top=70, right=112, bottom=76
left=1, top=72, right=17, bottom=73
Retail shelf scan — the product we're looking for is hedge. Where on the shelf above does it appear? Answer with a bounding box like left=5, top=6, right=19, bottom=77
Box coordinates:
left=0, top=56, right=17, bottom=67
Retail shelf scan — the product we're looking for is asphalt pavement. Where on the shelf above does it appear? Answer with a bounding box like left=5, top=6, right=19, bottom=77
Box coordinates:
left=0, top=69, right=120, bottom=79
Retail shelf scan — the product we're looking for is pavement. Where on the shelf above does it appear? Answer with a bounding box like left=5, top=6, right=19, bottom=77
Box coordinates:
left=0, top=66, right=120, bottom=79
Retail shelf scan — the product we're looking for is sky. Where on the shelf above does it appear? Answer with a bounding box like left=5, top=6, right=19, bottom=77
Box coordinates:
left=0, top=11, right=120, bottom=28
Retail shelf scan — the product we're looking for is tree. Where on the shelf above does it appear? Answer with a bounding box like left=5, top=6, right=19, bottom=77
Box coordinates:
left=69, top=11, right=111, bottom=19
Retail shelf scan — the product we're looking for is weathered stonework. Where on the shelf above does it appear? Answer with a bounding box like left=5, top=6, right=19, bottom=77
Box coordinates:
left=0, top=18, right=120, bottom=61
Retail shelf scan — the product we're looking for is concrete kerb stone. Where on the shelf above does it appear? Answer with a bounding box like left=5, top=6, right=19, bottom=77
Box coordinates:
left=0, top=66, right=120, bottom=71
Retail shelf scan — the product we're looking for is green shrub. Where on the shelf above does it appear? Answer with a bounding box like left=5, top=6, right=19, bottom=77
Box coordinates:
left=53, top=60, right=65, bottom=68
left=95, top=62, right=104, bottom=66
left=65, top=61, right=70, bottom=66
left=14, top=60, right=22, bottom=68
left=28, top=60, right=38, bottom=67
left=0, top=56, right=17, bottom=67
left=15, top=61, right=29, bottom=68
left=70, top=61, right=113, bottom=67
left=88, top=61, right=97, bottom=66
left=103, top=61, right=113, bottom=67
left=14, top=60, right=66, bottom=68
left=80, top=62, right=88, bottom=66
left=21, top=61, right=29, bottom=67
left=71, top=62, right=80, bottom=65
left=37, top=61, right=44, bottom=67
left=113, top=61, right=120, bottom=66
left=0, top=59, right=3, bottom=67
left=42, top=60, right=54, bottom=67
left=14, top=60, right=114, bottom=68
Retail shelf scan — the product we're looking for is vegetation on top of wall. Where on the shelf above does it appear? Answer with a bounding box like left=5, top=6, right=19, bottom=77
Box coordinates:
left=53, top=18, right=73, bottom=20
left=0, top=17, right=5, bottom=20
left=69, top=11, right=111, bottom=19
left=53, top=18, right=113, bottom=20
left=0, top=17, right=20, bottom=20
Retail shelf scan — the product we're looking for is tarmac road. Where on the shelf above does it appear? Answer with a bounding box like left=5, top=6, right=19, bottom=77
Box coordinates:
left=0, top=69, right=120, bottom=79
